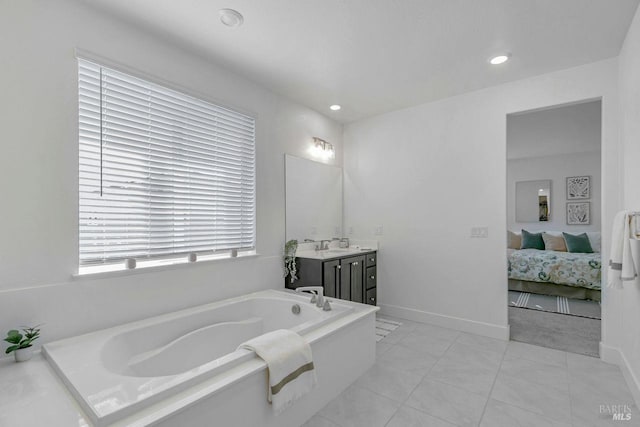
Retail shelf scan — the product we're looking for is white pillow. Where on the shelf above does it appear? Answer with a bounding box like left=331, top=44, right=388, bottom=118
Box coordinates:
left=507, top=230, right=521, bottom=249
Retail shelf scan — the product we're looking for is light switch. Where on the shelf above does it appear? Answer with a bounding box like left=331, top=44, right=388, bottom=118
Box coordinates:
left=375, top=225, right=384, bottom=236
left=471, top=227, right=489, bottom=238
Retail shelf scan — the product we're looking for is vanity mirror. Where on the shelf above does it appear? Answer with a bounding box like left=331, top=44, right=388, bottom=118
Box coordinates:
left=515, top=179, right=551, bottom=222
left=285, top=154, right=342, bottom=242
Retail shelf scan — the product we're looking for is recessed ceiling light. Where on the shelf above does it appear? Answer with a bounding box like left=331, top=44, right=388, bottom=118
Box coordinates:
left=219, top=9, right=244, bottom=28
left=329, top=104, right=341, bottom=111
left=490, top=54, right=510, bottom=65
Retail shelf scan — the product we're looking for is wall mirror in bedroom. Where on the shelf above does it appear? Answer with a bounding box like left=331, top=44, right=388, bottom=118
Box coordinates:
left=506, top=99, right=602, bottom=357
left=515, top=179, right=551, bottom=222
left=285, top=154, right=342, bottom=242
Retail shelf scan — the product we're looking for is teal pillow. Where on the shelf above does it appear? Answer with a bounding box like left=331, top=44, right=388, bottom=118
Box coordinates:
left=563, top=232, right=594, bottom=253
left=521, top=230, right=545, bottom=250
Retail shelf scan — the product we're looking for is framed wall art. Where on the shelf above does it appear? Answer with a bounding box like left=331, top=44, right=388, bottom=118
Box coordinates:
left=567, top=202, right=590, bottom=225
left=566, top=176, right=590, bottom=200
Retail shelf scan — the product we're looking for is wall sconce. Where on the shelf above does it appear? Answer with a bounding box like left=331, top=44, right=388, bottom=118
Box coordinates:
left=312, top=137, right=335, bottom=159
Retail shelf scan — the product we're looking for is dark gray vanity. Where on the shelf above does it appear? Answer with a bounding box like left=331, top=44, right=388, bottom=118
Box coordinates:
left=286, top=251, right=377, bottom=306
left=283, top=154, right=377, bottom=306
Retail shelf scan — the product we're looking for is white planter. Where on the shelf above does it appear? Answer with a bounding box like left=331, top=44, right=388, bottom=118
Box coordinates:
left=14, top=347, right=33, bottom=362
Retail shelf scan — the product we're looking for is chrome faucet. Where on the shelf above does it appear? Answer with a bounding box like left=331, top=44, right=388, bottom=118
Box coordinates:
left=295, top=286, right=325, bottom=308
left=318, top=240, right=331, bottom=251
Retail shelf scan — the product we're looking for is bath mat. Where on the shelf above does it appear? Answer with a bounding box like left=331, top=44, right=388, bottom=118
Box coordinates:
left=376, top=317, right=402, bottom=342
left=509, top=291, right=601, bottom=319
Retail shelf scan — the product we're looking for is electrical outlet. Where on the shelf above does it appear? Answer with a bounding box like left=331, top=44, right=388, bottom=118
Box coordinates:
left=348, top=226, right=354, bottom=235
left=375, top=225, right=384, bottom=236
left=470, top=227, right=489, bottom=238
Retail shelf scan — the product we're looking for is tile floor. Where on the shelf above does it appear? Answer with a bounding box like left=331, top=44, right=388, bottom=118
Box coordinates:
left=303, top=316, right=639, bottom=427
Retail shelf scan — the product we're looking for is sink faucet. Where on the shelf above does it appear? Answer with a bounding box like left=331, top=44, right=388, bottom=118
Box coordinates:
left=295, top=286, right=325, bottom=308
left=319, top=240, right=331, bottom=250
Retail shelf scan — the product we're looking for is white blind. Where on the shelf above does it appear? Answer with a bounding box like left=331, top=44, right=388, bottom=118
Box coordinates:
left=78, top=59, right=256, bottom=266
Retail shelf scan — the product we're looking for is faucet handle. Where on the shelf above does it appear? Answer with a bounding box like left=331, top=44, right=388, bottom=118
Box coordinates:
left=323, top=299, right=332, bottom=311
left=310, top=294, right=317, bottom=304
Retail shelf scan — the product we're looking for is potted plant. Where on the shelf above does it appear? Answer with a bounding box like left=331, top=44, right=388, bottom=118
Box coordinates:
left=4, top=325, right=41, bottom=362
left=284, top=239, right=298, bottom=283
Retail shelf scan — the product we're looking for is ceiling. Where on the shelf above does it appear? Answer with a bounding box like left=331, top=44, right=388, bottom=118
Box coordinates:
left=507, top=100, right=602, bottom=160
left=84, top=0, right=639, bottom=123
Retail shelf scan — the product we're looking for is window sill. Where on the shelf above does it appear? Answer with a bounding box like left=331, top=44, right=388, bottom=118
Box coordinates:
left=72, top=251, right=259, bottom=281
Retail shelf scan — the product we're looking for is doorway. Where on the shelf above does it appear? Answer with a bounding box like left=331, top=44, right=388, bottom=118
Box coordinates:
left=506, top=99, right=602, bottom=357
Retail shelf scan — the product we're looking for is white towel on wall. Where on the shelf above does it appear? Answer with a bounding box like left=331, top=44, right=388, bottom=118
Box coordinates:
left=239, top=329, right=317, bottom=415
left=608, top=210, right=638, bottom=289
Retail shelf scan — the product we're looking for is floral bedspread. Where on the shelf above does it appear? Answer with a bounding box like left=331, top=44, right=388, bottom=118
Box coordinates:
left=508, top=249, right=602, bottom=290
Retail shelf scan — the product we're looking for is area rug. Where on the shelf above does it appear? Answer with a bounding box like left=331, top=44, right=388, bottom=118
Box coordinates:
left=375, top=317, right=402, bottom=342
left=509, top=307, right=600, bottom=357
left=509, top=291, right=601, bottom=319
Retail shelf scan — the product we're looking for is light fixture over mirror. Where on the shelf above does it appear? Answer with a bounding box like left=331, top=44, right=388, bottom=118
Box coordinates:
left=311, top=137, right=335, bottom=160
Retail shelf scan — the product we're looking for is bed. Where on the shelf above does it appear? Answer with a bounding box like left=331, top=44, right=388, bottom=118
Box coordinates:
left=507, top=248, right=602, bottom=301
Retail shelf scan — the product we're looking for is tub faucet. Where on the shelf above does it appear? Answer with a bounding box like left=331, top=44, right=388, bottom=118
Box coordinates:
left=295, top=286, right=324, bottom=308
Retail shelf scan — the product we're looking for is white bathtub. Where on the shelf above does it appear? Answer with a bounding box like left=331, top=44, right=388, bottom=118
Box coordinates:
left=43, top=289, right=378, bottom=427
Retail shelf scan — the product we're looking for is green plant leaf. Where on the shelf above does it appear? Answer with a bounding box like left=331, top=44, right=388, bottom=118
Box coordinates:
left=5, top=345, right=19, bottom=354
left=4, top=334, right=22, bottom=344
left=20, top=338, right=34, bottom=347
left=24, top=331, right=39, bottom=340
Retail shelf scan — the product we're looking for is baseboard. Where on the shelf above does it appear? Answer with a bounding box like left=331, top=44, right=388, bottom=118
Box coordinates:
left=600, top=342, right=640, bottom=407
left=379, top=303, right=510, bottom=341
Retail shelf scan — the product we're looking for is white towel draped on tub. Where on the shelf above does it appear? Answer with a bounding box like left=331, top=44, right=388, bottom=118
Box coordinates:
left=239, top=329, right=317, bottom=415
left=608, top=210, right=639, bottom=288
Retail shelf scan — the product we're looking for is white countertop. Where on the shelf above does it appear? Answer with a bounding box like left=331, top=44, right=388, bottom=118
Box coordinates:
left=295, top=240, right=378, bottom=260
left=296, top=247, right=376, bottom=260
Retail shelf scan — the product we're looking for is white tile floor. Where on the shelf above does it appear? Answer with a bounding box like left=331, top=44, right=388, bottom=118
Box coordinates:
left=303, top=316, right=639, bottom=427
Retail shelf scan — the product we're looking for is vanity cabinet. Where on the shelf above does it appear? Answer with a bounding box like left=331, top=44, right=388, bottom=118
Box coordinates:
left=286, top=251, right=377, bottom=306
left=322, top=259, right=340, bottom=298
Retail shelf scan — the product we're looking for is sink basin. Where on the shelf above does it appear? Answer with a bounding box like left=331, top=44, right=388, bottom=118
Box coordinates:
left=326, top=248, right=352, bottom=253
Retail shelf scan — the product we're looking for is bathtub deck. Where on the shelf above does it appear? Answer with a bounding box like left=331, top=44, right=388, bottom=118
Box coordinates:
left=4, top=290, right=378, bottom=427
left=0, top=352, right=92, bottom=426
left=0, top=312, right=376, bottom=427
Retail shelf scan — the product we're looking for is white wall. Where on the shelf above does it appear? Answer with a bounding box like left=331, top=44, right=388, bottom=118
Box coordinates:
left=604, top=3, right=640, bottom=404
left=507, top=151, right=601, bottom=233
left=343, top=59, right=619, bottom=339
left=0, top=0, right=342, bottom=344
left=506, top=100, right=602, bottom=160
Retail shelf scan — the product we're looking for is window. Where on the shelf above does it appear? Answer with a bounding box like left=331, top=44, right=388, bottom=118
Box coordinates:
left=78, top=59, right=255, bottom=270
